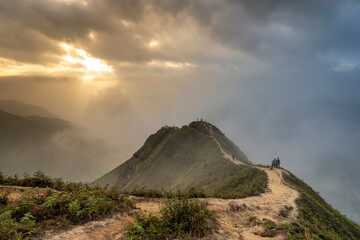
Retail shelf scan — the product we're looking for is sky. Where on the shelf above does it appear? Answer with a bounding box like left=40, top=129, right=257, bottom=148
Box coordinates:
left=0, top=0, right=360, bottom=223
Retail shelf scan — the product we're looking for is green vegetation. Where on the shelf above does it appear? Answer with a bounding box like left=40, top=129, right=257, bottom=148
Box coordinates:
left=122, top=187, right=207, bottom=199
left=126, top=197, right=216, bottom=239
left=95, top=122, right=267, bottom=199
left=122, top=163, right=267, bottom=199
left=0, top=171, right=133, bottom=240
left=282, top=172, right=360, bottom=239
left=278, top=205, right=294, bottom=218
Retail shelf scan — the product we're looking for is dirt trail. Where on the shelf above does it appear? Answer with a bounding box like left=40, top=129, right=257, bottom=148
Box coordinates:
left=200, top=122, right=299, bottom=239
left=202, top=123, right=245, bottom=166
left=204, top=167, right=299, bottom=239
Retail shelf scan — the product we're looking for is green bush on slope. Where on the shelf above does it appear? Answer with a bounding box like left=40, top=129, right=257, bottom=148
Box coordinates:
left=283, top=172, right=360, bottom=240
left=126, top=197, right=216, bottom=239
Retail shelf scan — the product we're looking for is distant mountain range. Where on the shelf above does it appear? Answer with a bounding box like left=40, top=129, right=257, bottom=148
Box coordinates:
left=0, top=100, right=118, bottom=182
left=0, top=99, right=57, bottom=118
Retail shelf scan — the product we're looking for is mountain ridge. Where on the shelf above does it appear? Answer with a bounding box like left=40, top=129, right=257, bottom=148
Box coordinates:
left=0, top=99, right=57, bottom=118
left=0, top=108, right=119, bottom=182
left=94, top=121, right=267, bottom=198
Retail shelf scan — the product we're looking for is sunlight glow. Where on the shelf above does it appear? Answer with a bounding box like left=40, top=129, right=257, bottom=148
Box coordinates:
left=121, top=20, right=129, bottom=27
left=148, top=40, right=159, bottom=48
left=61, top=43, right=112, bottom=72
left=55, top=0, right=88, bottom=5
left=89, top=32, right=95, bottom=40
left=148, top=60, right=191, bottom=69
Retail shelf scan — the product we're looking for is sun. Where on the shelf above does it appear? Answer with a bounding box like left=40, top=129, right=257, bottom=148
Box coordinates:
left=60, top=43, right=112, bottom=72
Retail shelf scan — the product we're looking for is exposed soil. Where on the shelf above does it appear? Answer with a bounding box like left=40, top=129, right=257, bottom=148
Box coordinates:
left=0, top=185, right=57, bottom=201
left=204, top=167, right=299, bottom=239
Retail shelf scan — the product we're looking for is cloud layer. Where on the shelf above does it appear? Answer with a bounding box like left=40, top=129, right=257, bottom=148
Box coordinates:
left=0, top=0, right=359, bottom=223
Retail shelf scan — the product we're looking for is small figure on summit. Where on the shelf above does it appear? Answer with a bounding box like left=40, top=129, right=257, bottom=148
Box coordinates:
left=271, top=158, right=277, bottom=170
left=271, top=157, right=280, bottom=170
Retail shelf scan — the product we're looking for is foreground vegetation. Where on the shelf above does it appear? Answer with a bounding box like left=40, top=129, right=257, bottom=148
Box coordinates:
left=126, top=197, right=216, bottom=239
left=282, top=172, right=360, bottom=239
left=0, top=171, right=133, bottom=240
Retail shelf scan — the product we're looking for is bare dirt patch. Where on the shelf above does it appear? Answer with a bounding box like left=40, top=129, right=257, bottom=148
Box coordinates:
left=0, top=185, right=56, bottom=201
left=204, top=167, right=299, bottom=239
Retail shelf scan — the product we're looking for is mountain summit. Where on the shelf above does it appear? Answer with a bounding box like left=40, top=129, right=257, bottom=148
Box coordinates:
left=94, top=121, right=267, bottom=197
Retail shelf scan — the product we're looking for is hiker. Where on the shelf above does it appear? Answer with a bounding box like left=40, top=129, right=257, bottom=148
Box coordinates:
left=276, top=157, right=280, bottom=168
left=271, top=158, right=276, bottom=170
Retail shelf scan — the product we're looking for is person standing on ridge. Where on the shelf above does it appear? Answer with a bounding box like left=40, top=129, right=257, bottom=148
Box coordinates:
left=271, top=158, right=276, bottom=170
left=276, top=157, right=280, bottom=168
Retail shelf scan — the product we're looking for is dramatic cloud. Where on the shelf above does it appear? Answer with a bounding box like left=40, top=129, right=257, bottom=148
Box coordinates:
left=0, top=0, right=359, bottom=223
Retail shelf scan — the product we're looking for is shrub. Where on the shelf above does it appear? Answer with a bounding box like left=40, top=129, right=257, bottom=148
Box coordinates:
left=0, top=193, right=9, bottom=205
left=126, top=197, right=216, bottom=239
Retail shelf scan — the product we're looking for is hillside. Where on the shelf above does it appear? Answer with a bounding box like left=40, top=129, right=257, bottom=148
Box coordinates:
left=0, top=99, right=57, bottom=118
left=94, top=121, right=266, bottom=198
left=0, top=110, right=119, bottom=182
left=0, top=110, right=70, bottom=144
left=50, top=167, right=360, bottom=240
left=283, top=171, right=360, bottom=239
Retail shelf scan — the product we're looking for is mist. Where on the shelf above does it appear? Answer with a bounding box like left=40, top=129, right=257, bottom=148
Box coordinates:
left=0, top=0, right=359, bottom=223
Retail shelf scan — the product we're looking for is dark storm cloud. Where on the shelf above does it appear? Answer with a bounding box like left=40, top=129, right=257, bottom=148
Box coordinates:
left=192, top=0, right=359, bottom=68
left=0, top=0, right=147, bottom=64
left=1, top=0, right=358, bottom=70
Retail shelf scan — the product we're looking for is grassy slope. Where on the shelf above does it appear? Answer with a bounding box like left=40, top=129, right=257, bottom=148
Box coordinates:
left=95, top=122, right=267, bottom=198
left=93, top=127, right=178, bottom=188
left=283, top=171, right=360, bottom=239
left=188, top=122, right=250, bottom=164
left=211, top=124, right=251, bottom=165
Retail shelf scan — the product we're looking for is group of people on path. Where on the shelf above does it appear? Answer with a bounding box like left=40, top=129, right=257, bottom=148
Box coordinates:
left=271, top=157, right=280, bottom=170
